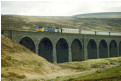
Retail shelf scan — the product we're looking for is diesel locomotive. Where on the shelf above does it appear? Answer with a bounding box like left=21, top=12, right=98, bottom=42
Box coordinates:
left=37, top=26, right=61, bottom=33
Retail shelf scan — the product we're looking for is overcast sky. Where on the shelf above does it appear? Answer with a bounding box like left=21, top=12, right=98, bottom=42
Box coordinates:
left=1, top=1, right=121, bottom=16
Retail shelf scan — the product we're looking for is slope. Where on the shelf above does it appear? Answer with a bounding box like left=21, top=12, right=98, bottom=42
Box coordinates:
left=1, top=34, right=74, bottom=81
left=1, top=15, right=121, bottom=32
left=74, top=12, right=121, bottom=18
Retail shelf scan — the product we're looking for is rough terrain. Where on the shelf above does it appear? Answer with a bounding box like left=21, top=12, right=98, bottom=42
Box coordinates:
left=2, top=35, right=121, bottom=81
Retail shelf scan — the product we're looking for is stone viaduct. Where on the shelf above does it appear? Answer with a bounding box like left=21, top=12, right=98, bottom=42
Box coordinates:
left=2, top=30, right=121, bottom=63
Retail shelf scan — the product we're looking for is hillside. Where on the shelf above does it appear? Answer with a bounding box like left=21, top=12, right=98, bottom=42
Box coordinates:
left=1, top=34, right=76, bottom=81
left=74, top=12, right=121, bottom=18
left=1, top=14, right=121, bottom=32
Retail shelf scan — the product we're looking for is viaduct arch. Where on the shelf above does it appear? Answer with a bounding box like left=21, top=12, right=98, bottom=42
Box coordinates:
left=71, top=39, right=83, bottom=61
left=99, top=40, right=108, bottom=58
left=2, top=30, right=121, bottom=63
left=19, top=37, right=36, bottom=53
left=87, top=39, right=97, bottom=59
left=38, top=38, right=53, bottom=62
left=56, top=38, right=69, bottom=63
left=109, top=40, right=118, bottom=57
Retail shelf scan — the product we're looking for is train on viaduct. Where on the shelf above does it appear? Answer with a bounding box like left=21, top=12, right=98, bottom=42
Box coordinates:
left=2, top=30, right=121, bottom=64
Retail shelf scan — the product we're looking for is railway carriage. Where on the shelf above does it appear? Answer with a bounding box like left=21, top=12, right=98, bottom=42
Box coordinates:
left=80, top=30, right=95, bottom=35
left=61, top=28, right=79, bottom=34
left=110, top=32, right=121, bottom=36
left=96, top=31, right=109, bottom=35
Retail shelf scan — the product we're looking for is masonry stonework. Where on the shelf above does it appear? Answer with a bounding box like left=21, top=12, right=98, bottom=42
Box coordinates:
left=2, top=30, right=121, bottom=63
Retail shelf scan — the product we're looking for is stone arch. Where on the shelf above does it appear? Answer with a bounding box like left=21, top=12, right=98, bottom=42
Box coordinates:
left=109, top=40, right=118, bottom=57
left=19, top=37, right=36, bottom=53
left=38, top=38, right=53, bottom=62
left=56, top=38, right=69, bottom=63
left=71, top=39, right=83, bottom=61
left=87, top=39, right=97, bottom=59
left=99, top=40, right=108, bottom=58
left=119, top=41, right=121, bottom=56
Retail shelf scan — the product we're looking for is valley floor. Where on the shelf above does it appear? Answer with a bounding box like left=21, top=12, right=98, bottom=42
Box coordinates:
left=2, top=56, right=121, bottom=81
left=49, top=57, right=121, bottom=81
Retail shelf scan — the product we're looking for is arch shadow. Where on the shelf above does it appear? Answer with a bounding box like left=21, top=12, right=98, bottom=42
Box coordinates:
left=119, top=41, right=121, bottom=56
left=56, top=38, right=69, bottom=63
left=19, top=37, right=36, bottom=53
left=87, top=39, right=97, bottom=59
left=109, top=40, right=118, bottom=57
left=99, top=40, right=108, bottom=58
left=71, top=39, right=83, bottom=61
left=38, top=38, right=53, bottom=62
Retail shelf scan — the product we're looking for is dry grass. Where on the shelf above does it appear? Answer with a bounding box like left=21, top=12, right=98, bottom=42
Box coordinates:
left=2, top=34, right=121, bottom=81
left=1, top=34, right=63, bottom=81
left=2, top=15, right=121, bottom=32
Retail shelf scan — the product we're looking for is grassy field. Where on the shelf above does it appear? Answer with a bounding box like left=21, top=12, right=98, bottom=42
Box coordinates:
left=69, top=66, right=121, bottom=81
left=50, top=57, right=121, bottom=81
left=1, top=15, right=121, bottom=32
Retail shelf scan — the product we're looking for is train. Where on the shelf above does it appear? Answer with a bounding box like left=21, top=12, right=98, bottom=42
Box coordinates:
left=37, top=26, right=121, bottom=36
left=37, top=26, right=61, bottom=33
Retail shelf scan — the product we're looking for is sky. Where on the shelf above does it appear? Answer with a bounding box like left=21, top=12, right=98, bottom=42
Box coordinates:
left=1, top=1, right=121, bottom=16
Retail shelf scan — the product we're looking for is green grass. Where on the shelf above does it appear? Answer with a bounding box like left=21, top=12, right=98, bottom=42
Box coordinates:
left=71, top=66, right=121, bottom=81
left=49, top=57, right=121, bottom=81
left=59, top=57, right=121, bottom=70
